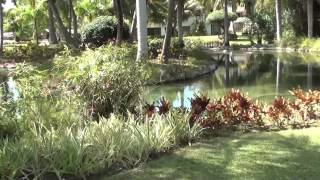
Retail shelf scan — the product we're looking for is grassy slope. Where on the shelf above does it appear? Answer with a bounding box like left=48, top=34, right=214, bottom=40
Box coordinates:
left=104, top=127, right=320, bottom=180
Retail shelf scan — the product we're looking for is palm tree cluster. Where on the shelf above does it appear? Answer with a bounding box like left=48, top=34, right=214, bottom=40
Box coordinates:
left=0, top=0, right=317, bottom=60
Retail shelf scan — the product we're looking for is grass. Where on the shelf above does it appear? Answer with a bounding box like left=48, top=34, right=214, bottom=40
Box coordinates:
left=103, top=127, right=320, bottom=180
left=185, top=35, right=253, bottom=47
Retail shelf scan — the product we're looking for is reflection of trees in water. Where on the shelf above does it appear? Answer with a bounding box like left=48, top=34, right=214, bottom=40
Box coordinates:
left=215, top=53, right=275, bottom=87
left=146, top=52, right=320, bottom=107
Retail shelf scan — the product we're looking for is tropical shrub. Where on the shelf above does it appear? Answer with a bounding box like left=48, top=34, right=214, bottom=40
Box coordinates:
left=267, top=97, right=292, bottom=128
left=53, top=45, right=146, bottom=116
left=0, top=112, right=202, bottom=179
left=81, top=16, right=130, bottom=47
left=148, top=38, right=204, bottom=59
left=204, top=90, right=263, bottom=130
left=267, top=89, right=320, bottom=128
left=4, top=43, right=62, bottom=60
left=206, top=10, right=237, bottom=30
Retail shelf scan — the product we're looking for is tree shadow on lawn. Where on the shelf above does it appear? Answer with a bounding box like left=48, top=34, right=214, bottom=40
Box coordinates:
left=103, top=129, right=320, bottom=180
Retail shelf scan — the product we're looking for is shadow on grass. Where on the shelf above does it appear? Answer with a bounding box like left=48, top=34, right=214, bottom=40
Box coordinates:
left=102, top=129, right=320, bottom=180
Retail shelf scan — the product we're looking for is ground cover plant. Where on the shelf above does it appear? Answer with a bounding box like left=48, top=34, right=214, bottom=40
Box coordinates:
left=106, top=127, right=320, bottom=180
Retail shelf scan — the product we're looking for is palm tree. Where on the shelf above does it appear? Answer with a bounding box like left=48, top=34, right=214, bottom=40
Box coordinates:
left=275, top=0, right=281, bottom=41
left=0, top=0, right=3, bottom=54
left=48, top=0, right=78, bottom=48
left=177, top=0, right=184, bottom=45
left=223, top=0, right=229, bottom=47
left=113, top=0, right=124, bottom=45
left=307, top=0, right=313, bottom=38
left=136, top=0, right=148, bottom=61
left=160, top=0, right=175, bottom=64
left=48, top=0, right=58, bottom=44
left=30, top=0, right=39, bottom=45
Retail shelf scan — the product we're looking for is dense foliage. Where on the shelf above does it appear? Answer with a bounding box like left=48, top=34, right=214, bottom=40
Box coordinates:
left=81, top=16, right=130, bottom=47
left=206, top=10, right=238, bottom=27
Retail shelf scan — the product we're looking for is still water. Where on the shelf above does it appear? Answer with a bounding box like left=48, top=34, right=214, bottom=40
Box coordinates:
left=145, top=51, right=320, bottom=108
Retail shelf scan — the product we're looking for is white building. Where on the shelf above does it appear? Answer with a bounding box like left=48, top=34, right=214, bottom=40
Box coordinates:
left=147, top=6, right=247, bottom=37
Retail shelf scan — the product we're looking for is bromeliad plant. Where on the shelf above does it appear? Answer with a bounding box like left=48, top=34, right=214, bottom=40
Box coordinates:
left=199, top=90, right=264, bottom=130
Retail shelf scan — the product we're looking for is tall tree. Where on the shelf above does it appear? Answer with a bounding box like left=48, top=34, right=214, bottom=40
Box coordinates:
left=136, top=0, right=148, bottom=61
left=177, top=0, right=184, bottom=46
left=113, top=0, right=124, bottom=45
left=307, top=0, right=313, bottom=38
left=275, top=0, right=282, bottom=41
left=48, top=0, right=78, bottom=49
left=69, top=0, right=78, bottom=39
left=30, top=0, right=39, bottom=45
left=47, top=0, right=58, bottom=44
left=223, top=0, right=229, bottom=47
left=0, top=0, right=3, bottom=54
left=160, top=0, right=175, bottom=64
left=130, top=10, right=137, bottom=42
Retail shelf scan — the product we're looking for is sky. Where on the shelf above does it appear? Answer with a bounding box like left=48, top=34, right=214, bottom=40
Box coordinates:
left=4, top=1, right=15, bottom=10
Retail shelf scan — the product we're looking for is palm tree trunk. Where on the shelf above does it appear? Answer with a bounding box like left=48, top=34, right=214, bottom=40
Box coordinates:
left=48, top=1, right=58, bottom=44
left=136, top=0, right=148, bottom=61
left=223, top=0, right=229, bottom=47
left=231, top=0, right=237, bottom=36
left=161, top=0, right=175, bottom=63
left=0, top=3, right=3, bottom=54
left=34, top=18, right=39, bottom=45
left=307, top=0, right=313, bottom=38
left=130, top=10, right=137, bottom=42
left=48, top=0, right=78, bottom=49
left=177, top=0, right=184, bottom=45
left=275, top=0, right=282, bottom=42
left=69, top=0, right=78, bottom=39
left=114, top=0, right=124, bottom=45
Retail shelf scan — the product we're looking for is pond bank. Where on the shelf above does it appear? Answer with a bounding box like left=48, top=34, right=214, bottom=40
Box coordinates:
left=146, top=61, right=218, bottom=85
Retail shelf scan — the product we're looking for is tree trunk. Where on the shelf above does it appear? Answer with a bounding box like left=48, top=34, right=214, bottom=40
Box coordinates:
left=136, top=0, right=148, bottom=61
left=48, top=0, right=58, bottom=44
left=114, top=0, right=124, bottom=45
left=231, top=0, right=237, bottom=36
left=275, top=0, right=282, bottom=42
left=307, top=0, right=313, bottom=38
left=160, top=0, right=175, bottom=63
left=68, top=2, right=72, bottom=33
left=130, top=10, right=137, bottom=42
left=69, top=0, right=78, bottom=40
left=48, top=0, right=78, bottom=49
left=223, top=0, right=229, bottom=47
left=0, top=3, right=3, bottom=54
left=177, top=0, right=184, bottom=45
left=34, top=17, right=39, bottom=45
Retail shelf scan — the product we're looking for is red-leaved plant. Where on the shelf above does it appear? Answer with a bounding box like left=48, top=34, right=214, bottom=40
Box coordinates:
left=189, top=95, right=210, bottom=127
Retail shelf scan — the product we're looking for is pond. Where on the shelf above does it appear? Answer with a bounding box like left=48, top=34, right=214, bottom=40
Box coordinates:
left=145, top=51, right=320, bottom=108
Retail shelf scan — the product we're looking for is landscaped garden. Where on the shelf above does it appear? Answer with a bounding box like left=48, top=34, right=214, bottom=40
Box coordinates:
left=1, top=0, right=320, bottom=179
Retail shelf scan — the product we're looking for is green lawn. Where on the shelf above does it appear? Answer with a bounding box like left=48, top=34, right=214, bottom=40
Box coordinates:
left=102, top=127, right=320, bottom=180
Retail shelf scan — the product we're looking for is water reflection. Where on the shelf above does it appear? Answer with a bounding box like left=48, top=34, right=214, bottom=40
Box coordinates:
left=145, top=51, right=320, bottom=108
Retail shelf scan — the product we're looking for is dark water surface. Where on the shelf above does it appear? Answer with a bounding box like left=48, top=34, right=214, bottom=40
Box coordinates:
left=145, top=51, right=320, bottom=108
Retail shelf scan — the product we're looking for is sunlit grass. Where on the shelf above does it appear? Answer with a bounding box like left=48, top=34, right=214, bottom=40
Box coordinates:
left=105, top=127, right=320, bottom=180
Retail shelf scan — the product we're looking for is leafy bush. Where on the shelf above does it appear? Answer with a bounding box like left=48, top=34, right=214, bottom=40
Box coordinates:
left=204, top=90, right=263, bottom=130
left=54, top=44, right=146, bottom=116
left=81, top=16, right=130, bottom=47
left=206, top=10, right=237, bottom=27
left=267, top=89, right=320, bottom=128
left=4, top=43, right=62, bottom=60
left=148, top=38, right=204, bottom=59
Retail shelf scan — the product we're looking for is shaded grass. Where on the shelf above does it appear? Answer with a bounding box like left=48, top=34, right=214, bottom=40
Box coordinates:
left=104, top=127, right=320, bottom=180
